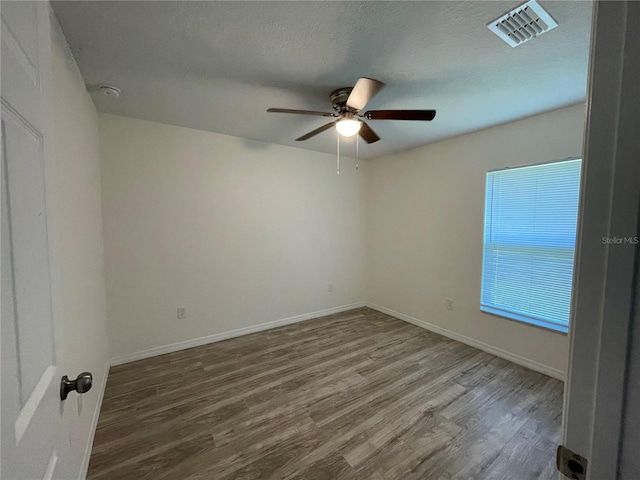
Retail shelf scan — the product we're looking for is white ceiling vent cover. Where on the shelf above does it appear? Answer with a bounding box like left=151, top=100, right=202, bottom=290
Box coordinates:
left=487, top=0, right=558, bottom=47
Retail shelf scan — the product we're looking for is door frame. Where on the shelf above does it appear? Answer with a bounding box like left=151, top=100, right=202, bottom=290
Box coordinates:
left=563, top=1, right=640, bottom=478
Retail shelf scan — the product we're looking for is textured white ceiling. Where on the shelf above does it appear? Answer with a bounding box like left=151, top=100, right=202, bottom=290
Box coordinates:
left=52, top=1, right=592, bottom=160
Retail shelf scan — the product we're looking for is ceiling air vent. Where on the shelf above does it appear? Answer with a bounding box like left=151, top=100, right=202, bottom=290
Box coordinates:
left=487, top=0, right=558, bottom=47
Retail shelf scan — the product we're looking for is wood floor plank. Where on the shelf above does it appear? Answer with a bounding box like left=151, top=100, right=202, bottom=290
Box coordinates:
left=283, top=453, right=355, bottom=480
left=479, top=423, right=559, bottom=480
left=87, top=307, right=563, bottom=480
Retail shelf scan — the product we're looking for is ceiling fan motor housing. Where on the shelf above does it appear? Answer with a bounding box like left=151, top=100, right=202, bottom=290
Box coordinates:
left=330, top=87, right=356, bottom=114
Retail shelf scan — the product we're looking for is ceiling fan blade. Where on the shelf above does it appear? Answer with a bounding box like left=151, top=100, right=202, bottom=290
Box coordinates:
left=267, top=108, right=336, bottom=117
left=359, top=121, right=380, bottom=144
left=363, top=110, right=437, bottom=121
left=346, top=78, right=385, bottom=111
left=295, top=121, right=337, bottom=141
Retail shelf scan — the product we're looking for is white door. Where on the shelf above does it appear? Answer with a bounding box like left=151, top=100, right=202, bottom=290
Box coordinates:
left=1, top=2, right=70, bottom=479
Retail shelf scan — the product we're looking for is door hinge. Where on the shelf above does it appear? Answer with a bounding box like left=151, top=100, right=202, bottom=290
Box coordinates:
left=557, top=445, right=588, bottom=480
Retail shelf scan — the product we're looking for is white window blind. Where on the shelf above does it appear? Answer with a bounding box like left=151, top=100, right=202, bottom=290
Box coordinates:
left=481, top=159, right=582, bottom=332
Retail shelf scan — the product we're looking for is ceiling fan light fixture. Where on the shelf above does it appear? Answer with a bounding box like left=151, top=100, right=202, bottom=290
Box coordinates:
left=335, top=118, right=362, bottom=137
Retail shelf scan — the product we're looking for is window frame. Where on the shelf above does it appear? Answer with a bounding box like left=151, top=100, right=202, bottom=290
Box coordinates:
left=479, top=157, right=582, bottom=334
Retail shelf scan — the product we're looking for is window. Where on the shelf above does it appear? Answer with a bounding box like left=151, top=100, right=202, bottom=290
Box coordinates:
left=480, top=159, right=582, bottom=333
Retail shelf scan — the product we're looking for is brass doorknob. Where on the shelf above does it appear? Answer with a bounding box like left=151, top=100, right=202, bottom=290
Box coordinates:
left=60, top=372, right=93, bottom=400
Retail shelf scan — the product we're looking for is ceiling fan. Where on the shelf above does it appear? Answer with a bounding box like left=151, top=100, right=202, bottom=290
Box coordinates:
left=267, top=78, right=436, bottom=144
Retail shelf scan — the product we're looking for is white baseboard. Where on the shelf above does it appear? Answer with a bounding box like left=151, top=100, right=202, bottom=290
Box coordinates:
left=78, top=361, right=110, bottom=480
left=110, top=302, right=366, bottom=366
left=109, top=300, right=564, bottom=378
left=367, top=303, right=565, bottom=381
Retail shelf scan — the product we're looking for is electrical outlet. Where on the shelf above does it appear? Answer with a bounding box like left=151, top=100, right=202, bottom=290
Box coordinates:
left=446, top=298, right=454, bottom=311
left=177, top=306, right=187, bottom=319
left=328, top=284, right=333, bottom=293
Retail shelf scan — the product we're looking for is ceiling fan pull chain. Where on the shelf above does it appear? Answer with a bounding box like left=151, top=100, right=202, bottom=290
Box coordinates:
left=356, top=134, right=359, bottom=170
left=336, top=130, right=340, bottom=175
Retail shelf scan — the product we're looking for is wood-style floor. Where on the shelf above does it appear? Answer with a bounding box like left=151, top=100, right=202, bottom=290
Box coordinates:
left=88, top=307, right=563, bottom=480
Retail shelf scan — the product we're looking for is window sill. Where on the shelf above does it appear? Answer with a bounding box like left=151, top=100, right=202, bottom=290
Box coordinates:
left=480, top=305, right=569, bottom=334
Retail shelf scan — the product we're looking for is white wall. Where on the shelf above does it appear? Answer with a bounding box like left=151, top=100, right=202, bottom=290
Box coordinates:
left=366, top=103, right=586, bottom=378
left=47, top=11, right=110, bottom=479
left=98, top=114, right=366, bottom=361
